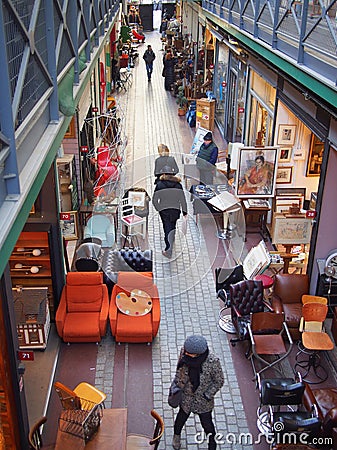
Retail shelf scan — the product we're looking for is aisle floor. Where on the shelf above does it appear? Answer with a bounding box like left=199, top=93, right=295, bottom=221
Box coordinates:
left=39, top=20, right=337, bottom=450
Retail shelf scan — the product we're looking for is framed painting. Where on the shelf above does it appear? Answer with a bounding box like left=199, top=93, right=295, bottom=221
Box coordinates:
left=272, top=216, right=312, bottom=245
left=278, top=147, right=292, bottom=163
left=236, top=147, right=278, bottom=198
left=276, top=166, right=293, bottom=184
left=306, top=134, right=324, bottom=176
left=59, top=211, right=78, bottom=240
left=277, top=124, right=296, bottom=146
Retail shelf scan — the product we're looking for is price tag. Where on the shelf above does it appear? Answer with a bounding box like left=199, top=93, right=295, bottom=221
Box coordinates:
left=306, top=210, right=316, bottom=218
left=18, top=351, right=34, bottom=361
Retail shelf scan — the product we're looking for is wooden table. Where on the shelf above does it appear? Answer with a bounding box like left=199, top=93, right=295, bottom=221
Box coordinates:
left=243, top=200, right=270, bottom=241
left=55, top=408, right=127, bottom=450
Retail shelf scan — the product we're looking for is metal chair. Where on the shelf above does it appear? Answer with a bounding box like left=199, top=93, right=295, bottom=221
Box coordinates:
left=247, top=311, right=293, bottom=378
left=256, top=372, right=304, bottom=434
left=215, top=265, right=244, bottom=333
left=126, top=410, right=164, bottom=449
left=54, top=381, right=106, bottom=410
left=295, top=302, right=334, bottom=383
left=28, top=416, right=47, bottom=449
left=255, top=371, right=321, bottom=446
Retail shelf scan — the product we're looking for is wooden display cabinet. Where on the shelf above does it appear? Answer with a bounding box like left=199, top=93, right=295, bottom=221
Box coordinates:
left=56, top=154, right=79, bottom=212
left=9, top=230, right=55, bottom=317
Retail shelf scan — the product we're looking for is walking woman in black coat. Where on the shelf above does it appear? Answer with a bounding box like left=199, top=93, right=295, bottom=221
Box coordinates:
left=152, top=170, right=187, bottom=258
left=163, top=50, right=176, bottom=91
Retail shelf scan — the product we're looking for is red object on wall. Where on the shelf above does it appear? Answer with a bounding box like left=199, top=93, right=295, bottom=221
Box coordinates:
left=60, top=212, right=71, bottom=221
left=306, top=210, right=317, bottom=218
left=94, top=146, right=119, bottom=196
left=110, top=27, right=117, bottom=54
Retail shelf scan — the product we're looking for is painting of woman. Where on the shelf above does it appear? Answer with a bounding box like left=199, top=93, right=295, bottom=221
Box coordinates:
left=237, top=149, right=277, bottom=197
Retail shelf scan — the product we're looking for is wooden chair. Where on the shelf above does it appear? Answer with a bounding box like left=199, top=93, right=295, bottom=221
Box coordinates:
left=28, top=416, right=47, bottom=449
left=54, top=381, right=106, bottom=410
left=295, top=302, right=334, bottom=382
left=302, top=294, right=327, bottom=305
left=126, top=410, right=164, bottom=449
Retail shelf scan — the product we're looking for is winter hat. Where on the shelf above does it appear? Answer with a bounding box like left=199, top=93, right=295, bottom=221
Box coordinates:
left=203, top=132, right=213, bottom=141
left=187, top=59, right=193, bottom=65
left=184, top=335, right=208, bottom=354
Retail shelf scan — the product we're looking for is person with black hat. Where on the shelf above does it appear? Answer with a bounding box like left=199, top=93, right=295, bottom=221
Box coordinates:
left=196, top=131, right=219, bottom=185
left=152, top=168, right=187, bottom=258
left=154, top=144, right=179, bottom=184
left=171, top=335, right=224, bottom=449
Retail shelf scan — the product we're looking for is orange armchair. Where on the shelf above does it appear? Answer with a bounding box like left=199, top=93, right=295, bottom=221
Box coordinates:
left=56, top=272, right=109, bottom=343
left=109, top=272, right=160, bottom=343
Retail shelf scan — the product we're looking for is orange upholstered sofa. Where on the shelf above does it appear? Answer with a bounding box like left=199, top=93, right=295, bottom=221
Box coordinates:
left=109, top=272, right=160, bottom=343
left=56, top=272, right=109, bottom=343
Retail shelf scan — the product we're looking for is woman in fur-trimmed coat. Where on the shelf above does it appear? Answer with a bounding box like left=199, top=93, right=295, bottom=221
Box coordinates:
left=171, top=335, right=224, bottom=450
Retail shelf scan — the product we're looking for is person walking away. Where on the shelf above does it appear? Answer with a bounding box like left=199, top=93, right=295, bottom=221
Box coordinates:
left=163, top=50, right=176, bottom=91
left=196, top=131, right=218, bottom=185
left=152, top=168, right=187, bottom=258
left=143, top=45, right=156, bottom=81
left=171, top=335, right=224, bottom=450
left=154, top=144, right=179, bottom=184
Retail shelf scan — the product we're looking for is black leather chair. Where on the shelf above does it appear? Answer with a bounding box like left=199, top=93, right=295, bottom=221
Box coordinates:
left=255, top=372, right=321, bottom=443
left=229, top=279, right=272, bottom=346
left=215, top=265, right=244, bottom=306
left=215, top=265, right=244, bottom=333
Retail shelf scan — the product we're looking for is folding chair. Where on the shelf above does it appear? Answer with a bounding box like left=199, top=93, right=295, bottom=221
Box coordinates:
left=247, top=311, right=293, bottom=378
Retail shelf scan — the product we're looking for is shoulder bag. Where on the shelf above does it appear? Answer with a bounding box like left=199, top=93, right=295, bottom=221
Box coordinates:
left=168, top=379, right=182, bottom=408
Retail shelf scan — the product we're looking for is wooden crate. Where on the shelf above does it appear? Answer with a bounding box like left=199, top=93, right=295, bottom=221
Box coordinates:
left=196, top=99, right=215, bottom=131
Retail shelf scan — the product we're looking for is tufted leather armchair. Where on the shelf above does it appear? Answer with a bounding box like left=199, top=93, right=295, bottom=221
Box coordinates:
left=229, top=279, right=272, bottom=345
left=271, top=273, right=310, bottom=341
left=102, top=248, right=152, bottom=292
left=303, top=383, right=337, bottom=447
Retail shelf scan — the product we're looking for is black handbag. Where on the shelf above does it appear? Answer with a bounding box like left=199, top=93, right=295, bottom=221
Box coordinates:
left=168, top=380, right=182, bottom=408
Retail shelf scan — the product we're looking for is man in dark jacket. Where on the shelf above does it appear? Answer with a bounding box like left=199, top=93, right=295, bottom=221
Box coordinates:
left=152, top=168, right=188, bottom=258
left=143, top=45, right=156, bottom=81
left=196, top=131, right=218, bottom=185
